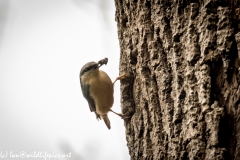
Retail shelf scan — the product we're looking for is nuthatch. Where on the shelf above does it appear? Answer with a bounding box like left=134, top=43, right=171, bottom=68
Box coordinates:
left=79, top=58, right=127, bottom=129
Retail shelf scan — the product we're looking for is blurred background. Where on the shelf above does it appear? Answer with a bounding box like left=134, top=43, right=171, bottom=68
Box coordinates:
left=0, top=0, right=130, bottom=160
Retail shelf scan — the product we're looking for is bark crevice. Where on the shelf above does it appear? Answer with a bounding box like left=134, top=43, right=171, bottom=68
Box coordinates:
left=115, top=0, right=240, bottom=159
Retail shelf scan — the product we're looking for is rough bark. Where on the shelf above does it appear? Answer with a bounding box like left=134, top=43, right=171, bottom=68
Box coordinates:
left=115, top=0, right=240, bottom=159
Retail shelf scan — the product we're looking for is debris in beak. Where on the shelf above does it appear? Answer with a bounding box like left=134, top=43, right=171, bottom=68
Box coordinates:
left=97, top=57, right=108, bottom=68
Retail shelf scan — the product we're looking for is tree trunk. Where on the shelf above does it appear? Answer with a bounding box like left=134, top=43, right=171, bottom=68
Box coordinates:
left=114, top=0, right=240, bottom=159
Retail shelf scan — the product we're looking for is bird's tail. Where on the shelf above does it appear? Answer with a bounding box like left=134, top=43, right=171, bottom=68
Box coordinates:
left=102, top=115, right=111, bottom=130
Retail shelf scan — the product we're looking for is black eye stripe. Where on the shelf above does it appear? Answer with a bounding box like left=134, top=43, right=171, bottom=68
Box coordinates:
left=80, top=62, right=98, bottom=76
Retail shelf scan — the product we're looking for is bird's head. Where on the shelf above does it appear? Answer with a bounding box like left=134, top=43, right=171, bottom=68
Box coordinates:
left=80, top=58, right=108, bottom=77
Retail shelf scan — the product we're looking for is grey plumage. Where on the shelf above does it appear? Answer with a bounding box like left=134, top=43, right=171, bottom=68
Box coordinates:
left=80, top=82, right=95, bottom=112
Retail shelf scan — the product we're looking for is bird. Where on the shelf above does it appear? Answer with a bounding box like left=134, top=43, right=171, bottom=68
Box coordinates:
left=79, top=58, right=128, bottom=129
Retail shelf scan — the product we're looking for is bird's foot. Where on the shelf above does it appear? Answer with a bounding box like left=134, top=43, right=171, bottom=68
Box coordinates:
left=110, top=109, right=130, bottom=119
left=117, top=113, right=131, bottom=119
left=95, top=112, right=101, bottom=120
left=113, top=73, right=130, bottom=85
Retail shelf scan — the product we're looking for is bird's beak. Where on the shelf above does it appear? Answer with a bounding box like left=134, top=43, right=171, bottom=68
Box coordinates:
left=97, top=63, right=103, bottom=68
left=97, top=58, right=108, bottom=68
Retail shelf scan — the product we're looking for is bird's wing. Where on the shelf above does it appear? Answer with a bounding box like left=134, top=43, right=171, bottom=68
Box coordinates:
left=80, top=81, right=96, bottom=112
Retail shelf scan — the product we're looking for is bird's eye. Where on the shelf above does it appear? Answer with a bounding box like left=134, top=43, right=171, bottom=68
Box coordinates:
left=89, top=64, right=98, bottom=70
left=85, top=66, right=92, bottom=72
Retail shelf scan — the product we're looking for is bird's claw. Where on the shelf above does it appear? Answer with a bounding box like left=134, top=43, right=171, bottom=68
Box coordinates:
left=95, top=112, right=101, bottom=120
left=113, top=73, right=131, bottom=85
left=118, top=113, right=131, bottom=119
left=120, top=73, right=130, bottom=79
left=110, top=109, right=130, bottom=119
